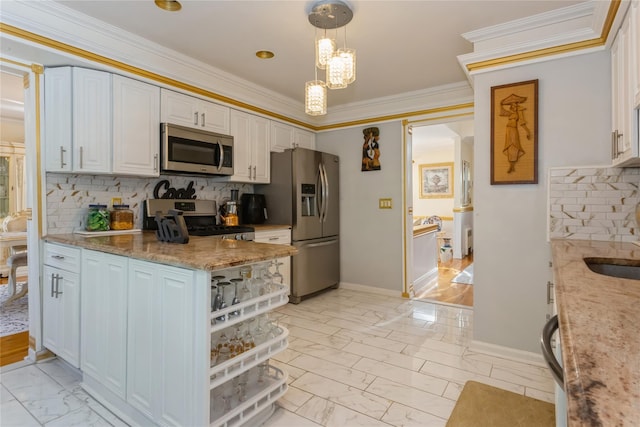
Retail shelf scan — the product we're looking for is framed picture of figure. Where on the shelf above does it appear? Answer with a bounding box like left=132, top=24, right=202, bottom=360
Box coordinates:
left=490, top=79, right=538, bottom=185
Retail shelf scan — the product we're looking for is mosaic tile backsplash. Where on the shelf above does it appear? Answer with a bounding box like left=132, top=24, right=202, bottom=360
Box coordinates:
left=46, top=173, right=252, bottom=234
left=549, top=167, right=640, bottom=242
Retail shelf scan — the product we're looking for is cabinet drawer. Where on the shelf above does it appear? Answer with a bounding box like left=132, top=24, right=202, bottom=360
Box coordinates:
left=254, top=229, right=291, bottom=244
left=44, top=242, right=81, bottom=273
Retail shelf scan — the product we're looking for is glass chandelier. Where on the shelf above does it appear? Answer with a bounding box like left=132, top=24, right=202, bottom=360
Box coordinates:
left=305, top=0, right=356, bottom=116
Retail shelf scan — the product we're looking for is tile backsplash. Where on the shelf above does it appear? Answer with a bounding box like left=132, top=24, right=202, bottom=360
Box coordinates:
left=46, top=173, right=252, bottom=234
left=549, top=166, right=640, bottom=242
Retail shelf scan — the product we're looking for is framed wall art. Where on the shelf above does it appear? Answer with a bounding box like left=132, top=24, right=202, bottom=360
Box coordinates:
left=361, top=126, right=381, bottom=171
left=419, top=162, right=453, bottom=199
left=490, top=79, right=538, bottom=185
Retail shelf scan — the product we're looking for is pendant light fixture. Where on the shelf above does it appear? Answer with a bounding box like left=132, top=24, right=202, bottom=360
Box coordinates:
left=305, top=0, right=356, bottom=116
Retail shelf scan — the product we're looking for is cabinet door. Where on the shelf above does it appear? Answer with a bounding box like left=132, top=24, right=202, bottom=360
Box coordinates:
left=229, top=110, right=253, bottom=182
left=612, top=15, right=635, bottom=165
left=161, top=89, right=198, bottom=128
left=161, top=89, right=229, bottom=134
left=252, top=115, right=271, bottom=183
left=44, top=67, right=73, bottom=172
left=229, top=111, right=270, bottom=183
left=270, top=121, right=295, bottom=152
left=632, top=0, right=640, bottom=107
left=81, top=251, right=128, bottom=399
left=127, top=260, right=206, bottom=426
left=73, top=68, right=112, bottom=173
left=42, top=265, right=81, bottom=368
left=200, top=101, right=230, bottom=134
left=294, top=128, right=316, bottom=150
left=112, top=75, right=160, bottom=177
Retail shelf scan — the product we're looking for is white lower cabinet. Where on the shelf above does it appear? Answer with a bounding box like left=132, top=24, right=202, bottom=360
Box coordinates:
left=126, top=259, right=208, bottom=427
left=67, top=246, right=288, bottom=427
left=81, top=250, right=128, bottom=399
left=42, top=243, right=81, bottom=368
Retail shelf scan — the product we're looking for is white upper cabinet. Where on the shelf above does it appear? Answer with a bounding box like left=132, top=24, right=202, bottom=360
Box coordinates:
left=228, top=109, right=270, bottom=183
left=611, top=2, right=640, bottom=166
left=270, top=121, right=316, bottom=152
left=160, top=89, right=230, bottom=134
left=73, top=68, right=112, bottom=173
left=44, top=67, right=161, bottom=176
left=294, top=128, right=316, bottom=150
left=45, top=67, right=111, bottom=173
left=112, top=75, right=160, bottom=176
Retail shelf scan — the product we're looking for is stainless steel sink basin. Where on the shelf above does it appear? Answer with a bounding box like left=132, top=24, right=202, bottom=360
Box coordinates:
left=584, top=257, right=640, bottom=280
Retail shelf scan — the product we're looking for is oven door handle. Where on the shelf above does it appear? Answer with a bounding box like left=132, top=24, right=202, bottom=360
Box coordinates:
left=217, top=140, right=224, bottom=172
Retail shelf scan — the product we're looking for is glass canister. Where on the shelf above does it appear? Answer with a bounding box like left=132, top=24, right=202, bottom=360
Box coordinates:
left=110, top=204, right=134, bottom=230
left=86, top=204, right=110, bottom=231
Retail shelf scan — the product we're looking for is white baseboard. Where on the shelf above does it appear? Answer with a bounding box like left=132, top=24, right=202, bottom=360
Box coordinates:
left=469, top=339, right=546, bottom=368
left=339, top=282, right=405, bottom=298
left=413, top=269, right=438, bottom=295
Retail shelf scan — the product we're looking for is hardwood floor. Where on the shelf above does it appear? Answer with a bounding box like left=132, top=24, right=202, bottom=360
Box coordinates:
left=414, top=254, right=473, bottom=307
left=0, top=276, right=29, bottom=367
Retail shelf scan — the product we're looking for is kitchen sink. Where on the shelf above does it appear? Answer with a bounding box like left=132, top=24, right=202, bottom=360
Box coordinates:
left=584, top=257, right=640, bottom=280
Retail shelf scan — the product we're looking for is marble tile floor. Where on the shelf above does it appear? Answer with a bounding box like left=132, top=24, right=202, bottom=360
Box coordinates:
left=0, top=288, right=554, bottom=426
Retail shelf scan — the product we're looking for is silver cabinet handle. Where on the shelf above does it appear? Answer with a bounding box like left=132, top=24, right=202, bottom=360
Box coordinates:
left=253, top=166, right=257, bottom=180
left=50, top=273, right=56, bottom=297
left=611, top=131, right=616, bottom=160
left=201, top=113, right=205, bottom=127
left=154, top=153, right=159, bottom=172
left=194, top=111, right=198, bottom=126
left=268, top=237, right=279, bottom=241
left=616, top=130, right=624, bottom=156
left=60, top=146, right=67, bottom=168
left=79, top=146, right=84, bottom=169
left=55, top=275, right=63, bottom=297
left=51, top=255, right=65, bottom=260
left=546, top=281, right=554, bottom=304
left=248, top=165, right=252, bottom=177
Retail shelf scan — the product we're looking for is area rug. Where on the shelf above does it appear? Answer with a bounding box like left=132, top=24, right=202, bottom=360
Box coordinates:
left=0, top=283, right=29, bottom=337
left=446, top=381, right=554, bottom=427
left=451, top=264, right=473, bottom=285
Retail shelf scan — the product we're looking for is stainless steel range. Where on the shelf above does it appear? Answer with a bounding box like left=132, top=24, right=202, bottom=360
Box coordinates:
left=143, top=199, right=254, bottom=240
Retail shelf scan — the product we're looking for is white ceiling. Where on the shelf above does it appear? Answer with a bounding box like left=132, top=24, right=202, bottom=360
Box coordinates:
left=49, top=0, right=585, bottom=109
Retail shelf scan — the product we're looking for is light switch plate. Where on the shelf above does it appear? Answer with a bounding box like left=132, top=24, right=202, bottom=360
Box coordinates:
left=379, top=198, right=392, bottom=209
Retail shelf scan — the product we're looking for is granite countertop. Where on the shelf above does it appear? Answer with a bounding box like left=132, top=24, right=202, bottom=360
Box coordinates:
left=413, top=223, right=439, bottom=237
left=44, top=231, right=297, bottom=271
left=550, top=239, right=640, bottom=427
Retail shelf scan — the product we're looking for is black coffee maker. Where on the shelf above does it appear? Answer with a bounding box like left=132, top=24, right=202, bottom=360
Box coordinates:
left=240, top=193, right=267, bottom=224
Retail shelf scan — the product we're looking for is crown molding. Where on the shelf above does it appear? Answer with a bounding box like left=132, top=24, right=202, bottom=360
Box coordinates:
left=457, top=0, right=622, bottom=80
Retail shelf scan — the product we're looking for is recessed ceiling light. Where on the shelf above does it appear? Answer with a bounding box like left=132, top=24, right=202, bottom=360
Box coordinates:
left=256, top=51, right=275, bottom=59
left=155, top=0, right=181, bottom=12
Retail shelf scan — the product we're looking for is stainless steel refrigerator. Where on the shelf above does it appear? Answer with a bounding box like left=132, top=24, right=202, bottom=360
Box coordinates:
left=256, top=148, right=339, bottom=303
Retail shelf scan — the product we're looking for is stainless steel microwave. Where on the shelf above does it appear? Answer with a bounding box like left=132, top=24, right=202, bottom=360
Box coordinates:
left=161, top=123, right=234, bottom=176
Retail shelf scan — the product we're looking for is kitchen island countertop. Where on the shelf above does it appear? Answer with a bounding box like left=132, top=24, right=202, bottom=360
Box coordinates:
left=550, top=239, right=640, bottom=427
left=44, top=231, right=297, bottom=271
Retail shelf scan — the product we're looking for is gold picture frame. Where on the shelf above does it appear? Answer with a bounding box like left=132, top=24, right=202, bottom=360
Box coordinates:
left=419, top=162, right=454, bottom=199
left=491, top=79, right=538, bottom=185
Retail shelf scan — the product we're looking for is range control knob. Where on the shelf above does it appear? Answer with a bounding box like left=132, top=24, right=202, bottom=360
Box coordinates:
left=235, top=234, right=244, bottom=240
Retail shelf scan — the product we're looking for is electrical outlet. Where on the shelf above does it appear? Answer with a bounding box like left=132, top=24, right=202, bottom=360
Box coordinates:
left=379, top=198, right=392, bottom=209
